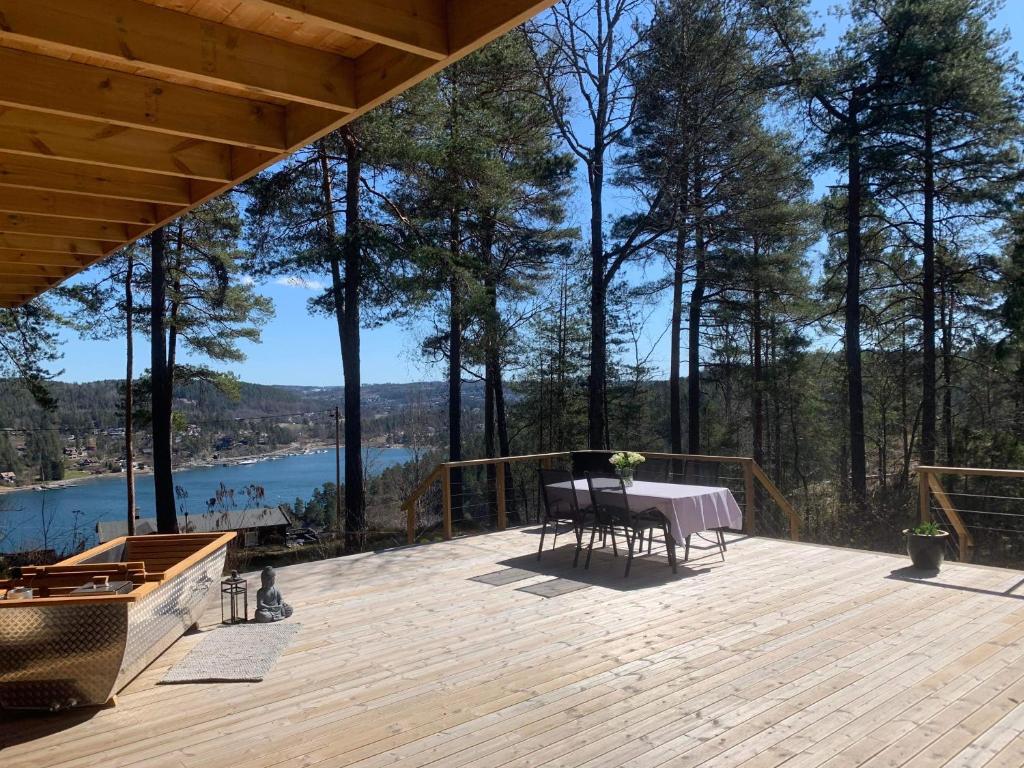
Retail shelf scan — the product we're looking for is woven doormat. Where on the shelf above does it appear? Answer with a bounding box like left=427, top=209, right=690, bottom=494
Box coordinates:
left=161, top=623, right=301, bottom=684
left=517, top=578, right=590, bottom=598
left=470, top=568, right=535, bottom=586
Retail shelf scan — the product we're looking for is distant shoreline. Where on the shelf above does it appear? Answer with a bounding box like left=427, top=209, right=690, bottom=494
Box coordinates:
left=0, top=441, right=409, bottom=495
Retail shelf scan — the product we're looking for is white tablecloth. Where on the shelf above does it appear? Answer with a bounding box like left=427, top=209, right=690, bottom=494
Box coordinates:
left=548, top=479, right=743, bottom=540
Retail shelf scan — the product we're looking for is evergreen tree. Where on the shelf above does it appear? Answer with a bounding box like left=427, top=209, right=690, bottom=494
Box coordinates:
left=870, top=0, right=1022, bottom=466
left=145, top=199, right=272, bottom=532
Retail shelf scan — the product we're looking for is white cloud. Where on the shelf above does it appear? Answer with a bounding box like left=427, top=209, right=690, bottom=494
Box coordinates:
left=274, top=276, right=326, bottom=291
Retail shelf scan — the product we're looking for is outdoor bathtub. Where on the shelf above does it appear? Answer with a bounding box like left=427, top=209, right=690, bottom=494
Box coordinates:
left=0, top=531, right=235, bottom=711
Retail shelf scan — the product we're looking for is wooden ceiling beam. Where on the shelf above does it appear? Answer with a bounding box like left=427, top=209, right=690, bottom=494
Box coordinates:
left=0, top=153, right=192, bottom=205
left=0, top=0, right=359, bottom=112
left=248, top=0, right=448, bottom=61
left=0, top=250, right=90, bottom=268
left=0, top=275, right=64, bottom=291
left=0, top=262, right=76, bottom=278
left=0, top=47, right=290, bottom=151
left=0, top=188, right=159, bottom=226
left=447, top=1, right=556, bottom=53
left=0, top=234, right=115, bottom=257
left=0, top=213, right=133, bottom=242
left=0, top=294, right=34, bottom=307
left=0, top=108, right=243, bottom=182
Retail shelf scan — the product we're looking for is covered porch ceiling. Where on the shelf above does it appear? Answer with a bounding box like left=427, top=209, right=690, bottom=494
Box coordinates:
left=0, top=0, right=556, bottom=308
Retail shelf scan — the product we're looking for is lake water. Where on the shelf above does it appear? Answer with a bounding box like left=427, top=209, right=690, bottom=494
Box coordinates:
left=0, top=446, right=415, bottom=553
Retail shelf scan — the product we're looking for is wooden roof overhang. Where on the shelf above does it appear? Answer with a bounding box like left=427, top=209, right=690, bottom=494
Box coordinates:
left=0, top=0, right=556, bottom=308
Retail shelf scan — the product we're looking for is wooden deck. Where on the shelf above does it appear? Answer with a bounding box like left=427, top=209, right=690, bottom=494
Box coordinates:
left=4, top=529, right=1024, bottom=768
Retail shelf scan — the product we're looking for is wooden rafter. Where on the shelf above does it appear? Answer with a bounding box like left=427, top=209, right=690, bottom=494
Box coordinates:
left=0, top=0, right=359, bottom=111
left=247, top=0, right=449, bottom=61
left=0, top=109, right=244, bottom=182
left=0, top=0, right=558, bottom=308
left=0, top=214, right=133, bottom=242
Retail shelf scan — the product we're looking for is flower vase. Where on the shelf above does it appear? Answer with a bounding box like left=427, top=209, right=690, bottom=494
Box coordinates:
left=617, top=467, right=634, bottom=487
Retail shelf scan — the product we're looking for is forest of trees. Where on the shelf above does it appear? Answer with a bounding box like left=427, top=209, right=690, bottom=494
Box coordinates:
left=0, top=0, right=1022, bottom=554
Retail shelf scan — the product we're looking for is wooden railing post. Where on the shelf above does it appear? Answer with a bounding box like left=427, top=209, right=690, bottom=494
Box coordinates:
left=918, top=467, right=931, bottom=524
left=405, top=502, right=415, bottom=545
left=744, top=458, right=755, bottom=535
left=441, top=463, right=453, bottom=541
left=496, top=460, right=507, bottom=531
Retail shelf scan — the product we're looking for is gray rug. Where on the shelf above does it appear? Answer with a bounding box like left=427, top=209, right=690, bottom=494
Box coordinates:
left=161, top=623, right=301, bottom=684
left=470, top=568, right=535, bottom=586
left=517, top=578, right=590, bottom=598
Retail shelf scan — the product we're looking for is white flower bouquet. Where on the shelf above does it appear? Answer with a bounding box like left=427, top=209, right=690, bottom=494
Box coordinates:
left=609, top=451, right=646, bottom=470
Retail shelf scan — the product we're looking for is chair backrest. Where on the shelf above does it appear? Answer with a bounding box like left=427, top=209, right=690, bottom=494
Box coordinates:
left=539, top=467, right=579, bottom=519
left=635, top=457, right=669, bottom=483
left=570, top=451, right=614, bottom=479
left=683, top=460, right=721, bottom=486
left=585, top=472, right=631, bottom=524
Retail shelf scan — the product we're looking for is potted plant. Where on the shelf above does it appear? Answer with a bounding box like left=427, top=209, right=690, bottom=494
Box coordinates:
left=609, top=451, right=646, bottom=487
left=903, top=521, right=950, bottom=571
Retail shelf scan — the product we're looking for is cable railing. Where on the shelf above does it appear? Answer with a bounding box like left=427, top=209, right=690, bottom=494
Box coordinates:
left=401, top=450, right=802, bottom=545
left=917, top=465, right=1024, bottom=566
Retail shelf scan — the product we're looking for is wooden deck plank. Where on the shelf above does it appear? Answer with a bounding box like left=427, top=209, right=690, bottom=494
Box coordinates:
left=2, top=530, right=1023, bottom=768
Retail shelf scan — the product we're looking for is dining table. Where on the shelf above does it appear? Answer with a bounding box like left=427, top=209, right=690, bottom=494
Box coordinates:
left=546, top=478, right=743, bottom=542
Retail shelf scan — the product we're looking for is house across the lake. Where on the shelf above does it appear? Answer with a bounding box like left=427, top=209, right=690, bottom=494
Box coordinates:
left=96, top=507, right=292, bottom=547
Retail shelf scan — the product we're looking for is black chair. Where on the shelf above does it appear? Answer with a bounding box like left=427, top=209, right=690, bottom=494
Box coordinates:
left=680, top=460, right=727, bottom=558
left=584, top=473, right=678, bottom=576
left=634, top=457, right=670, bottom=483
left=570, top=451, right=614, bottom=479
left=683, top=460, right=721, bottom=486
left=538, top=467, right=593, bottom=567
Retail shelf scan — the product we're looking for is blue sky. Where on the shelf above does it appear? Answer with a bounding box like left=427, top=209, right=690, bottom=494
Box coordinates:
left=52, top=0, right=1023, bottom=387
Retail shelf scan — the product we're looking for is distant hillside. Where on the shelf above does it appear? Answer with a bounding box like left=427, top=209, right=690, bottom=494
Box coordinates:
left=0, top=378, right=485, bottom=485
left=0, top=379, right=484, bottom=434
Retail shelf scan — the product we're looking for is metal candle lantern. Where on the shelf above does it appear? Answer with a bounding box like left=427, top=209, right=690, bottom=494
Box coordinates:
left=221, top=570, right=248, bottom=624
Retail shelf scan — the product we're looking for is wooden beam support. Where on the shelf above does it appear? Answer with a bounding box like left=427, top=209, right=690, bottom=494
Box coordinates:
left=0, top=47, right=289, bottom=151
left=0, top=234, right=114, bottom=257
left=0, top=294, right=34, bottom=307
left=447, top=0, right=556, bottom=54
left=0, top=0, right=359, bottom=112
left=0, top=213, right=132, bottom=242
left=0, top=188, right=158, bottom=225
left=249, top=0, right=448, bottom=60
left=0, top=275, right=63, bottom=291
left=0, top=250, right=90, bottom=267
left=0, top=108, right=240, bottom=181
left=0, top=153, right=191, bottom=205
left=0, top=262, right=75, bottom=278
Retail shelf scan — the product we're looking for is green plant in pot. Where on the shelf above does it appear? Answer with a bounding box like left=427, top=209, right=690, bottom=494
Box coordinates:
left=903, top=521, right=950, bottom=571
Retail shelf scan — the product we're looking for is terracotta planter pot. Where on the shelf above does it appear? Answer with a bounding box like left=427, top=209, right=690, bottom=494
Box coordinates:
left=903, top=529, right=949, bottom=571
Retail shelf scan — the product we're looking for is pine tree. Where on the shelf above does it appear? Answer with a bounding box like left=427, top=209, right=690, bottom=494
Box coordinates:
left=870, top=0, right=1022, bottom=466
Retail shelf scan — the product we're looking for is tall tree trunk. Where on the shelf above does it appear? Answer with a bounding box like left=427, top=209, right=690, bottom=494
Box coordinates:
left=124, top=249, right=136, bottom=536
left=921, top=108, right=937, bottom=468
left=588, top=164, right=608, bottom=450
left=317, top=141, right=344, bottom=534
left=150, top=227, right=177, bottom=533
left=751, top=284, right=764, bottom=467
left=449, top=272, right=463, bottom=521
left=316, top=139, right=364, bottom=545
left=687, top=175, right=705, bottom=455
left=940, top=270, right=954, bottom=464
left=341, top=128, right=365, bottom=550
left=448, top=207, right=463, bottom=522
left=845, top=100, right=868, bottom=511
left=669, top=219, right=685, bottom=455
